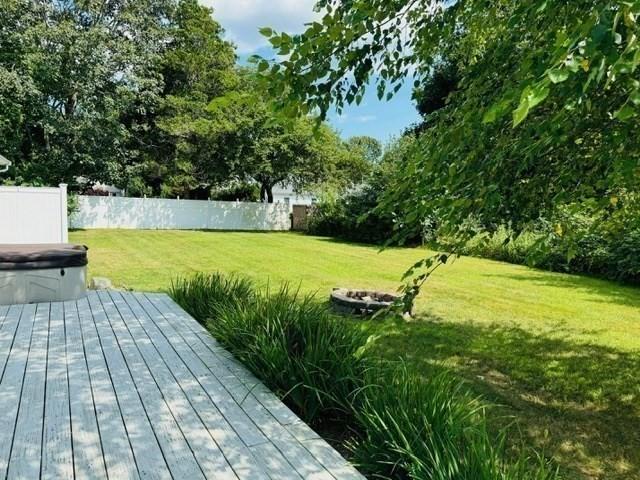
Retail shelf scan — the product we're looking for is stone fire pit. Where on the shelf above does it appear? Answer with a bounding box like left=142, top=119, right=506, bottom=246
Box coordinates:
left=330, top=288, right=399, bottom=315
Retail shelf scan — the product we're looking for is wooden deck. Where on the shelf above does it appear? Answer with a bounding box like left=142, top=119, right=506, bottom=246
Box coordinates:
left=0, top=291, right=364, bottom=479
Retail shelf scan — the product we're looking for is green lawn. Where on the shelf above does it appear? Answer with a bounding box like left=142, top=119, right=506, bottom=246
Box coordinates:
left=71, top=229, right=640, bottom=480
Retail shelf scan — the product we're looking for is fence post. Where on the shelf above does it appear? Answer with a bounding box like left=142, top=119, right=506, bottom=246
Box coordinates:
left=59, top=183, right=69, bottom=243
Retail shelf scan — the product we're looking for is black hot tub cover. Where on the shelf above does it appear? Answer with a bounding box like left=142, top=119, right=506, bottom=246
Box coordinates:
left=0, top=244, right=88, bottom=271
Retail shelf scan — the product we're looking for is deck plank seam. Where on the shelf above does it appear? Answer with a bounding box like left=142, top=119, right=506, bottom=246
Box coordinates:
left=151, top=294, right=300, bottom=426
left=125, top=292, right=279, bottom=478
left=39, top=303, right=53, bottom=479
left=115, top=291, right=245, bottom=479
left=101, top=291, right=234, bottom=479
left=139, top=293, right=285, bottom=447
left=78, top=296, right=140, bottom=479
left=133, top=293, right=271, bottom=447
left=73, top=299, right=110, bottom=479
left=8, top=303, right=49, bottom=479
left=94, top=292, right=176, bottom=480
left=86, top=294, right=144, bottom=480
left=95, top=290, right=208, bottom=480
left=92, top=296, right=173, bottom=478
left=0, top=304, right=24, bottom=384
left=62, top=302, right=77, bottom=480
left=152, top=293, right=364, bottom=480
left=2, top=304, right=36, bottom=479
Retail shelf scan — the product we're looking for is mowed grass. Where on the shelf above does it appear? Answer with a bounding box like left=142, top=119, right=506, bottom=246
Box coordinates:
left=71, top=229, right=640, bottom=480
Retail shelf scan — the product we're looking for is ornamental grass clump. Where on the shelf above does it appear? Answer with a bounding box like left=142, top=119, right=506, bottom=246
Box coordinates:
left=349, top=364, right=558, bottom=480
left=211, top=285, right=369, bottom=423
left=170, top=272, right=558, bottom=480
left=169, top=272, right=254, bottom=324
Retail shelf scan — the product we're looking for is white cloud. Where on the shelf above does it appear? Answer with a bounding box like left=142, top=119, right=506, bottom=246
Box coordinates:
left=355, top=115, right=377, bottom=123
left=201, top=0, right=320, bottom=53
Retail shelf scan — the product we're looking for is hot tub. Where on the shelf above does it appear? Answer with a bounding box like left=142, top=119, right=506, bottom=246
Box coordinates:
left=0, top=244, right=88, bottom=305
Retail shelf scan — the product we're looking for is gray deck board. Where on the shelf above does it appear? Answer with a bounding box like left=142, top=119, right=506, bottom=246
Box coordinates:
left=0, top=292, right=365, bottom=479
left=0, top=304, right=34, bottom=478
left=77, top=296, right=140, bottom=479
left=8, top=304, right=49, bottom=479
left=42, top=302, right=73, bottom=480
left=94, top=293, right=206, bottom=480
left=87, top=292, right=172, bottom=480
left=64, top=300, right=108, bottom=480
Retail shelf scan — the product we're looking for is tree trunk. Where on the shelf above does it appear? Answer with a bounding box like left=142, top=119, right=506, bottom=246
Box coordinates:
left=260, top=182, right=274, bottom=203
left=64, top=91, right=77, bottom=118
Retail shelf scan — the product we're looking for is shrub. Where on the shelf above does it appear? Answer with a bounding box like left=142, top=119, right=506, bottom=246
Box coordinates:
left=308, top=184, right=398, bottom=244
left=453, top=219, right=640, bottom=284
left=210, top=182, right=260, bottom=202
left=309, top=136, right=429, bottom=246
left=170, top=272, right=558, bottom=480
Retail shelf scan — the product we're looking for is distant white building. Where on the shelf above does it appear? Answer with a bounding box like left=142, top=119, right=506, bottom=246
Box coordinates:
left=76, top=177, right=124, bottom=196
left=0, top=154, right=11, bottom=173
left=91, top=182, right=124, bottom=197
left=271, top=183, right=317, bottom=209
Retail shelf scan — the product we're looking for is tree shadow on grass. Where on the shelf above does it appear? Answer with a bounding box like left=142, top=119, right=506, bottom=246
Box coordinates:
left=361, top=315, right=640, bottom=480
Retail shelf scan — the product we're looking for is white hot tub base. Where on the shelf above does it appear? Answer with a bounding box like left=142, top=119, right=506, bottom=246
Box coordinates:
left=0, top=266, right=87, bottom=305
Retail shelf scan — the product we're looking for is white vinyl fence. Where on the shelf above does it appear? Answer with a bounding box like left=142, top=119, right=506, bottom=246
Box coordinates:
left=71, top=195, right=291, bottom=231
left=0, top=184, right=68, bottom=244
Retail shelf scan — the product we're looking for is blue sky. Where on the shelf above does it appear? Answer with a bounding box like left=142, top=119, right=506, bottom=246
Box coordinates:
left=202, top=0, right=421, bottom=144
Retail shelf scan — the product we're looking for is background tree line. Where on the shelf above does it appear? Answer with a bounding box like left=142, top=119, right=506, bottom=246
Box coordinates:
left=0, top=0, right=374, bottom=201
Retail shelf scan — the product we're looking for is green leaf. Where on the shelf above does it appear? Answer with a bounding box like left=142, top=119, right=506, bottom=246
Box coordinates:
left=548, top=68, right=569, bottom=84
left=614, top=103, right=636, bottom=120
left=483, top=106, right=499, bottom=124
left=483, top=98, right=511, bottom=124
left=259, top=27, right=274, bottom=37
left=528, top=83, right=550, bottom=109
left=512, top=100, right=530, bottom=127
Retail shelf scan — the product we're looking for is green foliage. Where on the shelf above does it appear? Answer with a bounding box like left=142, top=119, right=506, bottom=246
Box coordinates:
left=210, top=181, right=260, bottom=202
left=309, top=184, right=403, bottom=244
left=309, top=136, right=430, bottom=245
left=0, top=0, right=173, bottom=186
left=169, top=272, right=255, bottom=321
left=170, top=273, right=368, bottom=422
left=170, top=272, right=559, bottom=479
left=212, top=286, right=369, bottom=422
left=160, top=78, right=369, bottom=202
left=67, top=193, right=79, bottom=219
left=351, top=364, right=558, bottom=480
left=346, top=136, right=383, bottom=164
left=453, top=203, right=640, bottom=283
left=260, top=0, right=640, bottom=251
left=161, top=0, right=238, bottom=99
left=413, top=61, right=459, bottom=119
left=124, top=0, right=238, bottom=198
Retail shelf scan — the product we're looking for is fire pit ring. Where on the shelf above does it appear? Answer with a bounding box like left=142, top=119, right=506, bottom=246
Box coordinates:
left=330, top=288, right=399, bottom=315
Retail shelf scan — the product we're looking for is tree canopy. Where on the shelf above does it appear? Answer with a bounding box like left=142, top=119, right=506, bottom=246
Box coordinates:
left=160, top=75, right=370, bottom=202
left=0, top=0, right=174, bottom=186
left=346, top=136, right=383, bottom=164
left=0, top=0, right=367, bottom=201
left=260, top=0, right=640, bottom=244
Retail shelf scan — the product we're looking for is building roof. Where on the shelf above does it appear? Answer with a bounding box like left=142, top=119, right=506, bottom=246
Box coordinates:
left=0, top=154, right=11, bottom=172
